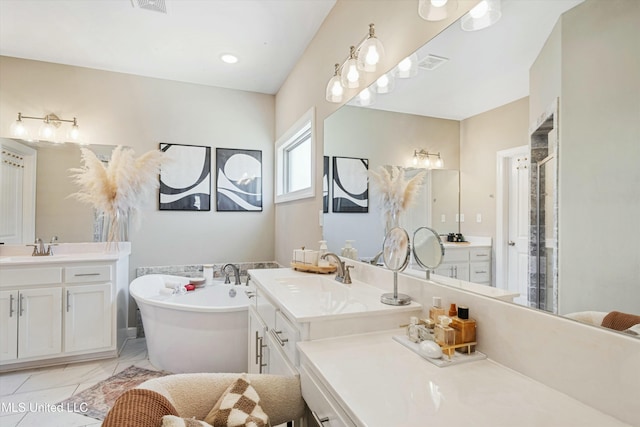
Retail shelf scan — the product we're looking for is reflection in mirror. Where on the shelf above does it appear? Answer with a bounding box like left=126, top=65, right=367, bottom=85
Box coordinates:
left=380, top=227, right=411, bottom=306
left=0, top=137, right=119, bottom=244
left=412, top=226, right=445, bottom=280
left=323, top=0, right=640, bottom=332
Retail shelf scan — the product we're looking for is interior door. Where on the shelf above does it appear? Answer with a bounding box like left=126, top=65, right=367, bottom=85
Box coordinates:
left=507, top=152, right=530, bottom=306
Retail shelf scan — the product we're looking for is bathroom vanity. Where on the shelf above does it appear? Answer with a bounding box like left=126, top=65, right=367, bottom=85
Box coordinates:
left=0, top=243, right=130, bottom=372
left=435, top=238, right=492, bottom=284
left=246, top=267, right=421, bottom=377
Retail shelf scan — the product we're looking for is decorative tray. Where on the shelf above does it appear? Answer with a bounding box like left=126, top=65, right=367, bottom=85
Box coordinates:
left=290, top=262, right=337, bottom=274
left=393, top=335, right=486, bottom=368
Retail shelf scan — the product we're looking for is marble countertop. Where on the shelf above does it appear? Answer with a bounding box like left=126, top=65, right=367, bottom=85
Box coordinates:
left=297, top=329, right=630, bottom=427
left=248, top=268, right=421, bottom=323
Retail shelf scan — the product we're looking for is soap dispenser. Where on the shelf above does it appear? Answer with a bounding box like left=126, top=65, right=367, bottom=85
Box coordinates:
left=318, top=240, right=330, bottom=267
left=429, top=296, right=445, bottom=322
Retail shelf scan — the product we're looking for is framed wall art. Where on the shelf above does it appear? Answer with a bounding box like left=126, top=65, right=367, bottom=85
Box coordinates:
left=216, top=148, right=262, bottom=212
left=332, top=156, right=368, bottom=213
left=159, top=143, right=211, bottom=211
left=323, top=156, right=330, bottom=213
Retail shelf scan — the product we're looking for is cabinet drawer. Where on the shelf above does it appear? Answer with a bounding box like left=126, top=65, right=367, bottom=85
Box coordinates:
left=265, top=332, right=297, bottom=376
left=274, top=311, right=299, bottom=365
left=0, top=267, right=62, bottom=286
left=442, top=248, right=469, bottom=262
left=470, top=247, right=491, bottom=261
left=300, top=365, right=355, bottom=427
left=470, top=262, right=491, bottom=283
left=255, top=287, right=277, bottom=330
left=65, top=265, right=112, bottom=283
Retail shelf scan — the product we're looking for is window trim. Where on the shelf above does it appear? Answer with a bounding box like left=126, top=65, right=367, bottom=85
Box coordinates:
left=275, top=107, right=316, bottom=203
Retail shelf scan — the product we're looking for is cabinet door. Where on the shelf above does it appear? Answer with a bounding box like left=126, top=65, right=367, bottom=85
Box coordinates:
left=18, top=287, right=62, bottom=359
left=248, top=305, right=267, bottom=374
left=0, top=290, right=19, bottom=362
left=64, top=283, right=113, bottom=353
left=265, top=330, right=297, bottom=376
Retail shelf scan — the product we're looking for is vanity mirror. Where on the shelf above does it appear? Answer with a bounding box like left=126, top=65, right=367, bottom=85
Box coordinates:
left=323, top=0, right=639, bottom=327
left=412, top=226, right=445, bottom=280
left=0, top=137, right=119, bottom=244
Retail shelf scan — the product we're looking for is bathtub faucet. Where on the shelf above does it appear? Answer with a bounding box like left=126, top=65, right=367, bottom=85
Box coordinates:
left=222, top=263, right=242, bottom=285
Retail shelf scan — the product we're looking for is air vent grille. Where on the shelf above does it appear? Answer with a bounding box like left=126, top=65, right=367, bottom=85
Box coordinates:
left=137, top=0, right=167, bottom=14
left=418, top=54, right=449, bottom=71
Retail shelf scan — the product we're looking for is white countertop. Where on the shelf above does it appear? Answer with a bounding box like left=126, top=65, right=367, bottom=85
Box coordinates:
left=297, top=329, right=630, bottom=427
left=0, top=242, right=131, bottom=265
left=248, top=268, right=421, bottom=323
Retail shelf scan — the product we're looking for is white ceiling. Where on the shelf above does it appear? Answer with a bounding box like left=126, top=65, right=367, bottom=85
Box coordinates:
left=360, top=0, right=584, bottom=120
left=0, top=0, right=336, bottom=95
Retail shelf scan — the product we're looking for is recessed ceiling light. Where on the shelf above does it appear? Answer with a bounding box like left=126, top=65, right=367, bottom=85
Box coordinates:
left=220, top=54, right=239, bottom=64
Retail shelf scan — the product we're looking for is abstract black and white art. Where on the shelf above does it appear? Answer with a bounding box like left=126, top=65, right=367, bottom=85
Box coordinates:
left=332, top=156, right=368, bottom=213
left=159, top=143, right=211, bottom=211
left=323, top=156, right=329, bottom=213
left=216, top=148, right=262, bottom=212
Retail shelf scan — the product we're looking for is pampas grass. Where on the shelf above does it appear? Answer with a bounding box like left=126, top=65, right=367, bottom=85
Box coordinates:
left=69, top=146, right=163, bottom=243
left=368, top=166, right=426, bottom=229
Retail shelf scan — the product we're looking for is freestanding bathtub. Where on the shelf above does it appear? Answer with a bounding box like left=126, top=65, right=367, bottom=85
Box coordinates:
left=130, top=274, right=250, bottom=373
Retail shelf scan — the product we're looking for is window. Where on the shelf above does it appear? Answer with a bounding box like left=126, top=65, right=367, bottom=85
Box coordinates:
left=275, top=108, right=315, bottom=203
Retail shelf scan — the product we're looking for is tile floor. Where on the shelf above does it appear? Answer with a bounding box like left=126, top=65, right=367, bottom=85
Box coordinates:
left=0, top=338, right=156, bottom=427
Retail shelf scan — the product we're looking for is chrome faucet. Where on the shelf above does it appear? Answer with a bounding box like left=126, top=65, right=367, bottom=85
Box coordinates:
left=28, top=236, right=57, bottom=256
left=321, top=252, right=353, bottom=284
left=370, top=250, right=383, bottom=265
left=222, top=263, right=242, bottom=285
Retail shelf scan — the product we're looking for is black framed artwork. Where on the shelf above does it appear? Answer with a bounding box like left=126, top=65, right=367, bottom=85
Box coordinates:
left=159, top=143, right=211, bottom=211
left=216, top=148, right=263, bottom=212
left=332, top=156, right=368, bottom=213
left=323, top=156, right=330, bottom=213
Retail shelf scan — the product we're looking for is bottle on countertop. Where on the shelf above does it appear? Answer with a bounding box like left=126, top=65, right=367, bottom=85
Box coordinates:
left=429, top=296, right=445, bottom=322
left=434, top=315, right=455, bottom=346
left=318, top=240, right=330, bottom=267
left=407, top=316, right=420, bottom=343
left=341, top=240, right=358, bottom=260
left=451, top=305, right=477, bottom=353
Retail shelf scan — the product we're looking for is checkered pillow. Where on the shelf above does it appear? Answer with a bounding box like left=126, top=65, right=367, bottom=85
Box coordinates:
left=162, top=415, right=213, bottom=427
left=204, top=375, right=269, bottom=427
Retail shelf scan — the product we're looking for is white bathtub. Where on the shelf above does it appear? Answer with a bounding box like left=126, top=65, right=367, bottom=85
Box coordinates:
left=130, top=274, right=250, bottom=373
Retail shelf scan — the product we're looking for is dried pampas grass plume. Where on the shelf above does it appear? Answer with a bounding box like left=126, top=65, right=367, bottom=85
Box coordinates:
left=368, top=165, right=426, bottom=227
left=69, top=146, right=164, bottom=243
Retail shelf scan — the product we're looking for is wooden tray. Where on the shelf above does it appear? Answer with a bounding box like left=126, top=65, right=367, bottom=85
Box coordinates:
left=290, top=262, right=337, bottom=274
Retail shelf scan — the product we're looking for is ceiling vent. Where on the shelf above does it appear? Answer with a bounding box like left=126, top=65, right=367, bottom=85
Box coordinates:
left=418, top=54, right=449, bottom=71
left=136, top=0, right=167, bottom=14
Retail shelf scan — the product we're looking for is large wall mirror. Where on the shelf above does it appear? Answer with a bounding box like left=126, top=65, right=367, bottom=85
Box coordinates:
left=0, top=137, right=118, bottom=244
left=323, top=0, right=639, bottom=331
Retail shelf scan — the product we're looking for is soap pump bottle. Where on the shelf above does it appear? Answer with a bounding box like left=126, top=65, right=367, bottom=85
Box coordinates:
left=318, top=240, right=330, bottom=267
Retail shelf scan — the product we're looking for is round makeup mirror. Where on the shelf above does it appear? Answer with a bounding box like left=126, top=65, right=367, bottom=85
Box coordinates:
left=412, top=226, right=445, bottom=280
left=381, top=227, right=412, bottom=306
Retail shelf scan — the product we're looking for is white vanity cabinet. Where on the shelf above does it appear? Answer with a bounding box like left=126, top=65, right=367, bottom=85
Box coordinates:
left=0, top=245, right=130, bottom=372
left=435, top=245, right=492, bottom=285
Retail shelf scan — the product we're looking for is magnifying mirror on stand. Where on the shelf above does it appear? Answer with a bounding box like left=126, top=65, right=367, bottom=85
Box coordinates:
left=381, top=227, right=412, bottom=306
left=412, top=226, right=445, bottom=280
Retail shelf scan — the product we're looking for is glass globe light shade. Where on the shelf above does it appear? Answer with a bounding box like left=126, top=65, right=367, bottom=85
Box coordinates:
left=461, top=0, right=501, bottom=31
left=38, top=121, right=57, bottom=141
left=341, top=57, right=361, bottom=89
left=418, top=0, right=457, bottom=22
left=357, top=37, right=384, bottom=72
left=67, top=123, right=80, bottom=141
left=326, top=75, right=344, bottom=103
left=353, top=87, right=376, bottom=107
left=395, top=53, right=419, bottom=79
left=10, top=118, right=28, bottom=138
left=374, top=73, right=395, bottom=94
left=435, top=156, right=444, bottom=168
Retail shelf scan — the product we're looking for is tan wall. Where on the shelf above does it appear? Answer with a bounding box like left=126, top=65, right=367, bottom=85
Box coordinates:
left=0, top=56, right=276, bottom=278
left=459, top=97, right=530, bottom=241
left=274, top=0, right=479, bottom=265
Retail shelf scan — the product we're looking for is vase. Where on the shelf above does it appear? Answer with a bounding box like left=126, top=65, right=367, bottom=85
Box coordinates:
left=385, top=208, right=402, bottom=235
left=101, top=209, right=130, bottom=248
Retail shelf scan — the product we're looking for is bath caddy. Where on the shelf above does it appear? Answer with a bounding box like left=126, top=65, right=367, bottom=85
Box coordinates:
left=393, top=335, right=486, bottom=367
left=290, top=262, right=337, bottom=274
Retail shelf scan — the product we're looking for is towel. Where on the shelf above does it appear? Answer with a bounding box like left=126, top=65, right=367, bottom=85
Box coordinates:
left=601, top=311, right=640, bottom=331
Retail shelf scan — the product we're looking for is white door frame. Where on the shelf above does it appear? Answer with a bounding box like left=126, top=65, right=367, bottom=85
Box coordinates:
left=495, top=145, right=528, bottom=290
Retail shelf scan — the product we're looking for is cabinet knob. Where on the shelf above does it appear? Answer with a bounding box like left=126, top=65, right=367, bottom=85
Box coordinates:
left=508, top=241, right=516, bottom=246
left=311, top=411, right=330, bottom=425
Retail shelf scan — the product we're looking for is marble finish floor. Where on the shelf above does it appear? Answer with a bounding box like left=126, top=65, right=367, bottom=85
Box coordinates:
left=0, top=338, right=156, bottom=427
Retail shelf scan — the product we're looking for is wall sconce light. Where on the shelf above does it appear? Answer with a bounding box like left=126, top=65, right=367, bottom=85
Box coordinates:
left=461, top=0, right=502, bottom=31
left=413, top=149, right=444, bottom=168
left=353, top=87, right=377, bottom=107
left=418, top=0, right=458, bottom=22
left=325, top=23, right=385, bottom=103
left=373, top=72, right=395, bottom=94
left=10, top=112, right=81, bottom=143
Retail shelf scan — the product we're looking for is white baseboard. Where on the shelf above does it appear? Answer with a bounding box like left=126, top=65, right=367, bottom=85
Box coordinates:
left=127, top=327, right=137, bottom=338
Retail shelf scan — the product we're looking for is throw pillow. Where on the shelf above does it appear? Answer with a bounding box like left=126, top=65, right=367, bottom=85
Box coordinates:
left=162, top=415, right=213, bottom=427
left=204, top=374, right=269, bottom=427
